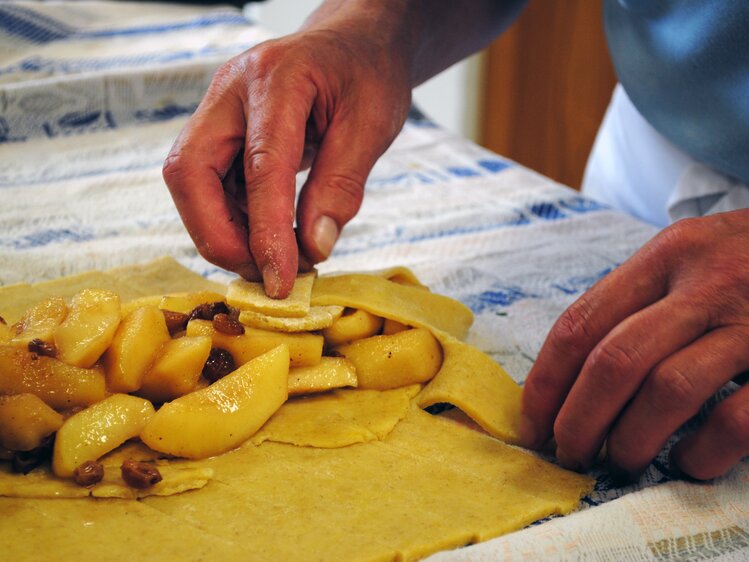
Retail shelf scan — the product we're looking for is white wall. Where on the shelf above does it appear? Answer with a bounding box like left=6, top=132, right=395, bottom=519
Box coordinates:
left=244, top=0, right=482, bottom=141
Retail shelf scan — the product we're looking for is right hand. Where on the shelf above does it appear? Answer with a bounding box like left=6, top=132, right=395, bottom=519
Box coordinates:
left=163, top=14, right=412, bottom=297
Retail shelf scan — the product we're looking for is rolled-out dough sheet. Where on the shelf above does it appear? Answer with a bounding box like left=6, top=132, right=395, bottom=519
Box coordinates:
left=1, top=408, right=592, bottom=562
left=0, top=257, right=225, bottom=324
left=0, top=258, right=593, bottom=560
left=252, top=385, right=421, bottom=447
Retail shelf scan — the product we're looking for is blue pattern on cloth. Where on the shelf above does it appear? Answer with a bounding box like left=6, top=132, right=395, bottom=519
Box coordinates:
left=2, top=3, right=746, bottom=560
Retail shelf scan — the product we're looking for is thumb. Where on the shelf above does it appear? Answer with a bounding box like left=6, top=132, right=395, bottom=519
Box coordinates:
left=296, top=117, right=391, bottom=263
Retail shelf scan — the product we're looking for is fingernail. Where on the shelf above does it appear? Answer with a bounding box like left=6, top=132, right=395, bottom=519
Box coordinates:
left=312, top=215, right=338, bottom=259
left=556, top=448, right=582, bottom=472
left=518, top=413, right=538, bottom=448
left=262, top=265, right=282, bottom=299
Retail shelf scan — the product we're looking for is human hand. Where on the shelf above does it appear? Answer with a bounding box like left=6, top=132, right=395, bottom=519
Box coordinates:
left=163, top=7, right=412, bottom=297
left=520, top=209, right=749, bottom=481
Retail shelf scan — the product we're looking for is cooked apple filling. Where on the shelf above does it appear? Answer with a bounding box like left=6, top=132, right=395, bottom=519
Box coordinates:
left=0, top=260, right=516, bottom=495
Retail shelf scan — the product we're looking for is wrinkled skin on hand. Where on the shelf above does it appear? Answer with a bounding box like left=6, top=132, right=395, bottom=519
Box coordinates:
left=163, top=23, right=411, bottom=298
left=521, top=208, right=749, bottom=481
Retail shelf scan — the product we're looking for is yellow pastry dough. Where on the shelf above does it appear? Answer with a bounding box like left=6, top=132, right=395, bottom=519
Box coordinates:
left=0, top=257, right=225, bottom=324
left=309, top=271, right=522, bottom=443
left=311, top=273, right=473, bottom=340
left=238, top=304, right=345, bottom=332
left=0, top=442, right=212, bottom=500
left=418, top=334, right=523, bottom=444
left=252, top=385, right=421, bottom=447
left=0, top=258, right=594, bottom=562
left=227, top=271, right=316, bottom=318
left=0, top=283, right=44, bottom=326
left=1, top=408, right=592, bottom=561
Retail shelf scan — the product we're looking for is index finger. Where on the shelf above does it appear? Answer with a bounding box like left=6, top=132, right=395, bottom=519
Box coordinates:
left=520, top=249, right=669, bottom=449
left=242, top=66, right=316, bottom=298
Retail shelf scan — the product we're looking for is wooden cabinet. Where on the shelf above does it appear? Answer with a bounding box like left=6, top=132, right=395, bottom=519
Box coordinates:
left=480, top=0, right=617, bottom=189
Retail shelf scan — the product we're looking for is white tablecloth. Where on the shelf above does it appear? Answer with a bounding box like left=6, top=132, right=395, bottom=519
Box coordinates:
left=1, top=2, right=747, bottom=560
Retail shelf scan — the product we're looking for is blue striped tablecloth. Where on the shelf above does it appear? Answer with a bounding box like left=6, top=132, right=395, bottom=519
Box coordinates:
left=1, top=3, right=747, bottom=561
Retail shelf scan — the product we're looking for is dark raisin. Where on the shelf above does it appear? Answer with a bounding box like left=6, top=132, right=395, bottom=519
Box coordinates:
left=0, top=315, right=6, bottom=325
left=212, top=313, right=245, bottom=336
left=73, top=460, right=104, bottom=486
left=162, top=310, right=189, bottom=335
left=202, top=347, right=235, bottom=383
left=188, top=301, right=229, bottom=321
left=121, top=459, right=162, bottom=489
left=27, top=338, right=56, bottom=358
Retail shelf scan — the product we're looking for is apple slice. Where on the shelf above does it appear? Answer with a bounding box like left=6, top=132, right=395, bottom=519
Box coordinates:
left=159, top=291, right=226, bottom=315
left=10, top=297, right=68, bottom=345
left=103, top=305, right=170, bottom=393
left=186, top=319, right=322, bottom=367
left=335, top=328, right=443, bottom=390
left=138, top=335, right=212, bottom=402
left=52, top=393, right=155, bottom=477
left=0, top=344, right=107, bottom=409
left=0, top=393, right=64, bottom=451
left=54, top=289, right=121, bottom=368
left=288, top=357, right=358, bottom=396
left=141, top=344, right=289, bottom=459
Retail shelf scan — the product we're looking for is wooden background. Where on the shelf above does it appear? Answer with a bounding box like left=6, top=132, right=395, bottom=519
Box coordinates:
left=480, top=0, right=617, bottom=190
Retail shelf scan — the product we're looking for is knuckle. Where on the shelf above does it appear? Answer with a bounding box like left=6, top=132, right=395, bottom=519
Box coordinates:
left=322, top=172, right=365, bottom=217
left=587, top=342, right=641, bottom=388
left=647, top=364, right=698, bottom=411
left=548, top=297, right=597, bottom=356
left=662, top=217, right=702, bottom=246
left=213, top=56, right=244, bottom=85
left=244, top=149, right=294, bottom=188
left=161, top=152, right=182, bottom=179
left=250, top=221, right=284, bottom=245
left=161, top=152, right=185, bottom=186
left=244, top=40, right=286, bottom=79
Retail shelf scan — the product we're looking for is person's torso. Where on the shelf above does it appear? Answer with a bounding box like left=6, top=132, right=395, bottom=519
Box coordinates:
left=604, top=0, right=749, bottom=184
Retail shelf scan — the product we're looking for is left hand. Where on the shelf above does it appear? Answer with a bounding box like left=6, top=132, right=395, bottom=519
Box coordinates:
left=520, top=208, right=749, bottom=481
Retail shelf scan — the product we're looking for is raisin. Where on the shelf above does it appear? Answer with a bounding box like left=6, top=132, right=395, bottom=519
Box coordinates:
left=74, top=460, right=104, bottom=486
left=27, top=338, right=56, bottom=358
left=0, top=315, right=6, bottom=325
left=212, top=313, right=245, bottom=336
left=188, top=301, right=229, bottom=321
left=162, top=310, right=189, bottom=335
left=121, top=459, right=162, bottom=489
left=202, top=347, right=235, bottom=383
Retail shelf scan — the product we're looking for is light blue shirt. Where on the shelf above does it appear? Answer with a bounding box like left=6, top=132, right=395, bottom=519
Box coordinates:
left=604, top=0, right=749, bottom=184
